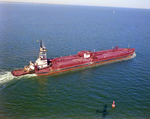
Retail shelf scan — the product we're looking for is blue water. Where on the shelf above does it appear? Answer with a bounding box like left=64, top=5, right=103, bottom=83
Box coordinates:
left=0, top=2, right=150, bottom=118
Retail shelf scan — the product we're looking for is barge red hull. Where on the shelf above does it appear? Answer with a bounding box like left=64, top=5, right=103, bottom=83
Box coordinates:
left=35, top=47, right=135, bottom=76
left=11, top=47, right=135, bottom=77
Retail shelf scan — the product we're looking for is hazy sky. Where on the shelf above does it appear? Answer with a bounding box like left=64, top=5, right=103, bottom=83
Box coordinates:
left=1, top=0, right=150, bottom=9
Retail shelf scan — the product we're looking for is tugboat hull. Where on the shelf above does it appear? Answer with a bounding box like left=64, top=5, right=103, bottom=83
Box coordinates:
left=11, top=69, right=35, bottom=77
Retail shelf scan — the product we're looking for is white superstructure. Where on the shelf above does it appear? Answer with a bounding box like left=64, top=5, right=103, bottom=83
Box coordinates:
left=35, top=41, right=48, bottom=69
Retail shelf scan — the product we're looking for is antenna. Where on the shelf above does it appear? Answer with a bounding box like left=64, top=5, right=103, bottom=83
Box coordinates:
left=128, top=43, right=130, bottom=53
left=128, top=43, right=130, bottom=48
left=40, top=40, right=43, bottom=48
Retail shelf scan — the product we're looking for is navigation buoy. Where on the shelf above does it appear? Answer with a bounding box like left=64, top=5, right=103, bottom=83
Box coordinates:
left=112, top=101, right=115, bottom=108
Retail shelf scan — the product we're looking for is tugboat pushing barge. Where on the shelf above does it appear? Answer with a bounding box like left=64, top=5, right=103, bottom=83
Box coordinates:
left=11, top=41, right=136, bottom=77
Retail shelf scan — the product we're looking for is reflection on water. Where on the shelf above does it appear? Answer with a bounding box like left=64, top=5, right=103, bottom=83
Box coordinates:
left=96, top=104, right=109, bottom=118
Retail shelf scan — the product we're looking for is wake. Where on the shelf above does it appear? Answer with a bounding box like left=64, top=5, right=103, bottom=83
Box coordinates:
left=0, top=70, right=36, bottom=84
left=0, top=52, right=136, bottom=84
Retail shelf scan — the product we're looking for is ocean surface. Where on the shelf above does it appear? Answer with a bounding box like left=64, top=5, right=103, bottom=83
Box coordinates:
left=0, top=2, right=150, bottom=118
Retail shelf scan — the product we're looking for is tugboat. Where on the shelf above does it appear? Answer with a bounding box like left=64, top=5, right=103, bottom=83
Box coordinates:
left=11, top=41, right=136, bottom=77
left=11, top=41, right=49, bottom=76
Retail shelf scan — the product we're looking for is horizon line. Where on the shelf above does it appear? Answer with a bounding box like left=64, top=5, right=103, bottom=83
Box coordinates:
left=0, top=1, right=150, bottom=10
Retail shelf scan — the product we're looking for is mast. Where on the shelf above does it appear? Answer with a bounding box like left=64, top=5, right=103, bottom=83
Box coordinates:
left=39, top=40, right=47, bottom=59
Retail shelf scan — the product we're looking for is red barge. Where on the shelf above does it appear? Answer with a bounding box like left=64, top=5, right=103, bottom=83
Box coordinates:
left=11, top=41, right=136, bottom=77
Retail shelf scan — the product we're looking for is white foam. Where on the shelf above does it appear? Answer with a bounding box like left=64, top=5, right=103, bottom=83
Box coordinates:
left=124, top=52, right=136, bottom=60
left=0, top=71, right=15, bottom=84
left=0, top=71, right=36, bottom=84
